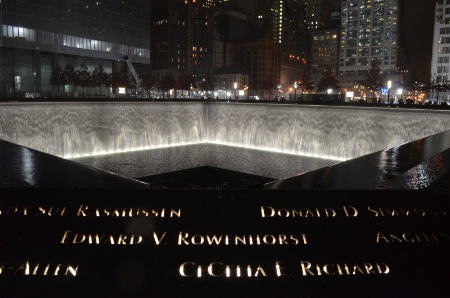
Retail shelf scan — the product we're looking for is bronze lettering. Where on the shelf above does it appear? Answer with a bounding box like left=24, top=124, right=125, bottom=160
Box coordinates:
left=352, top=264, right=365, bottom=275
left=364, top=263, right=376, bottom=274
left=301, top=261, right=389, bottom=276
left=235, top=235, right=246, bottom=245
left=323, top=264, right=335, bottom=275
left=181, top=263, right=266, bottom=278
left=77, top=205, right=181, bottom=218
left=37, top=205, right=67, bottom=216
left=275, top=261, right=286, bottom=277
left=263, top=235, right=276, bottom=245
left=376, top=263, right=390, bottom=274
left=178, top=232, right=190, bottom=245
left=325, top=208, right=337, bottom=217
left=0, top=206, right=28, bottom=216
left=179, top=262, right=195, bottom=277
left=261, top=206, right=338, bottom=218
left=336, top=264, right=350, bottom=275
left=368, top=206, right=447, bottom=217
left=3, top=261, right=78, bottom=277
left=152, top=232, right=167, bottom=245
left=343, top=206, right=358, bottom=217
left=254, top=266, right=267, bottom=277
left=208, top=262, right=223, bottom=277
left=300, top=261, right=315, bottom=276
left=178, top=232, right=305, bottom=246
left=377, top=231, right=446, bottom=243
left=61, top=230, right=142, bottom=245
left=261, top=206, right=275, bottom=217
left=77, top=205, right=88, bottom=216
left=304, top=209, right=315, bottom=217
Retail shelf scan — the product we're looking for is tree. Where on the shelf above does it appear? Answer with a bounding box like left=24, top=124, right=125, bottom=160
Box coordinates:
left=49, top=66, right=66, bottom=97
left=199, top=74, right=216, bottom=98
left=261, top=79, right=277, bottom=100
left=74, top=63, right=92, bottom=98
left=63, top=64, right=76, bottom=96
left=176, top=73, right=196, bottom=98
left=140, top=69, right=154, bottom=98
left=110, top=67, right=128, bottom=94
left=362, top=59, right=386, bottom=101
left=92, top=64, right=110, bottom=97
left=158, top=75, right=176, bottom=99
left=297, top=71, right=315, bottom=98
left=316, top=67, right=340, bottom=92
left=403, top=70, right=428, bottom=102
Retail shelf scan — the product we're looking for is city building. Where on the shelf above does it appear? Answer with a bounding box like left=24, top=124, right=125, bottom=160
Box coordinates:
left=226, top=38, right=282, bottom=99
left=305, top=0, right=334, bottom=30
left=0, top=0, right=151, bottom=97
left=431, top=0, right=450, bottom=102
left=151, top=0, right=194, bottom=75
left=213, top=73, right=249, bottom=99
left=431, top=0, right=450, bottom=84
left=311, top=28, right=340, bottom=75
left=339, top=0, right=401, bottom=75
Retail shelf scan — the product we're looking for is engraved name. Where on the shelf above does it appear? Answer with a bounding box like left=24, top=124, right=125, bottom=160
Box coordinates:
left=179, top=262, right=268, bottom=277
left=368, top=206, right=446, bottom=217
left=177, top=232, right=308, bottom=246
left=76, top=205, right=181, bottom=218
left=376, top=231, right=449, bottom=243
left=0, top=260, right=78, bottom=276
left=300, top=261, right=390, bottom=276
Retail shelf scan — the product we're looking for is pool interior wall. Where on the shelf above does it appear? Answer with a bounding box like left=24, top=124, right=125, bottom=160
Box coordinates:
left=1, top=102, right=449, bottom=162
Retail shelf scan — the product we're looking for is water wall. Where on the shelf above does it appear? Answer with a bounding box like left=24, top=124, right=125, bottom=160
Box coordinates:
left=0, top=102, right=449, bottom=160
left=205, top=103, right=450, bottom=159
left=0, top=102, right=205, bottom=158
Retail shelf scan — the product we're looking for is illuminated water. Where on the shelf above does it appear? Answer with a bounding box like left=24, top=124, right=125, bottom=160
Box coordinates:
left=73, top=143, right=338, bottom=180
left=1, top=102, right=449, bottom=163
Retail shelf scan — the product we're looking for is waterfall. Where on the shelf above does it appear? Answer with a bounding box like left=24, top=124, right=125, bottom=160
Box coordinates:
left=0, top=102, right=449, bottom=161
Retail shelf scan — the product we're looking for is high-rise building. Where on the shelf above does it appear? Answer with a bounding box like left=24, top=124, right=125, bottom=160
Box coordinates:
left=151, top=0, right=226, bottom=80
left=226, top=38, right=282, bottom=99
left=431, top=0, right=450, bottom=84
left=311, top=28, right=340, bottom=75
left=339, top=0, right=401, bottom=75
left=151, top=0, right=194, bottom=75
left=305, top=0, right=334, bottom=30
left=0, top=0, right=151, bottom=97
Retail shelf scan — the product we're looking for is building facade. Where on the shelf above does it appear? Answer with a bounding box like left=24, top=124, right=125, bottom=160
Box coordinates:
left=431, top=0, right=450, bottom=84
left=430, top=0, right=450, bottom=102
left=0, top=0, right=151, bottom=97
left=339, top=0, right=400, bottom=75
left=311, top=28, right=340, bottom=75
left=227, top=38, right=282, bottom=99
left=305, top=0, right=334, bottom=30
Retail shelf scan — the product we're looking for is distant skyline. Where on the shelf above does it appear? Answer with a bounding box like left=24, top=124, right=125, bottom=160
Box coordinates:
left=243, top=0, right=438, bottom=75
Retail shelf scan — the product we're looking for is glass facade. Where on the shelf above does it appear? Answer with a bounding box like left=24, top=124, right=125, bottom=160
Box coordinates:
left=431, top=0, right=450, bottom=86
left=0, top=0, right=151, bottom=97
left=1, top=0, right=150, bottom=62
left=339, top=0, right=399, bottom=75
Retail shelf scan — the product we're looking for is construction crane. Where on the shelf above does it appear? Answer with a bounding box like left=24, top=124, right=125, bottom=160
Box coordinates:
left=122, top=55, right=142, bottom=87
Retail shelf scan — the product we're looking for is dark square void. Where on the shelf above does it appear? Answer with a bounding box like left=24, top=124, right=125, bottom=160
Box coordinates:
left=72, top=143, right=339, bottom=185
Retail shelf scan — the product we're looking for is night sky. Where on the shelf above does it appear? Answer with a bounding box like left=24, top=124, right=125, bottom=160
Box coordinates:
left=403, top=0, right=439, bottom=74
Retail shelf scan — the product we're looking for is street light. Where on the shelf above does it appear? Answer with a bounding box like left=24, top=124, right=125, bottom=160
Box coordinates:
left=397, top=88, right=403, bottom=103
left=294, top=81, right=297, bottom=100
left=234, top=82, right=237, bottom=99
left=387, top=80, right=392, bottom=104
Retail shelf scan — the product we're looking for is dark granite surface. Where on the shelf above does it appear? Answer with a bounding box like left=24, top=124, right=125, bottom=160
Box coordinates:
left=265, top=130, right=450, bottom=192
left=0, top=139, right=146, bottom=188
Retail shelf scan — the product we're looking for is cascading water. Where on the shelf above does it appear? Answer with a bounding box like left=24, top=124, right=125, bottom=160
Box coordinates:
left=205, top=103, right=450, bottom=160
left=0, top=102, right=449, bottom=161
